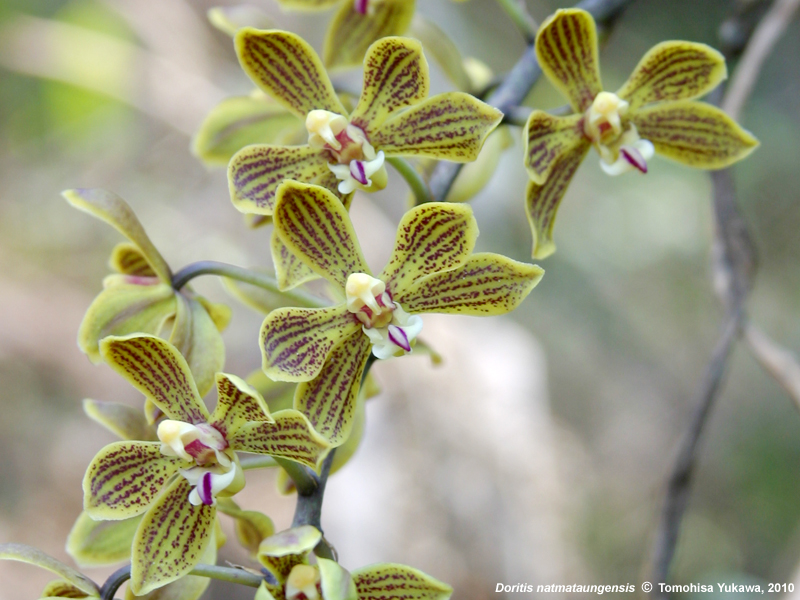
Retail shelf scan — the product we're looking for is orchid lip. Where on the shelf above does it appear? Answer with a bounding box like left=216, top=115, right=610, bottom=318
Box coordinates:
left=354, top=0, right=369, bottom=15
left=387, top=324, right=411, bottom=352
left=198, top=472, right=214, bottom=506
left=620, top=146, right=648, bottom=173
left=351, top=160, right=369, bottom=185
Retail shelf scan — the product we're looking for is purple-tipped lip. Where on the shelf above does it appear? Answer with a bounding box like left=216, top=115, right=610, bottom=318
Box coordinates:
left=354, top=0, right=369, bottom=15
left=198, top=472, right=214, bottom=505
left=388, top=325, right=411, bottom=352
left=620, top=147, right=647, bottom=173
left=350, top=160, right=369, bottom=185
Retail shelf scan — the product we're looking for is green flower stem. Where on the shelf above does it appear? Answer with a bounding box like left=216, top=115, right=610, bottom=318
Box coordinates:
left=494, top=0, right=538, bottom=42
left=387, top=157, right=433, bottom=205
left=239, top=454, right=278, bottom=470
left=190, top=563, right=264, bottom=588
left=274, top=456, right=319, bottom=496
left=99, top=563, right=264, bottom=599
left=171, top=260, right=324, bottom=308
left=428, top=0, right=635, bottom=202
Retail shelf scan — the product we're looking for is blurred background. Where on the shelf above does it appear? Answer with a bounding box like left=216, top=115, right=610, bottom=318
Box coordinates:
left=0, top=0, right=798, bottom=598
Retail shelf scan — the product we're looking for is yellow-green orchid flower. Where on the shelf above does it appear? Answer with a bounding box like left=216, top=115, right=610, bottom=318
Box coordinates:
left=254, top=526, right=452, bottom=600
left=523, top=9, right=759, bottom=259
left=273, top=0, right=467, bottom=71
left=64, top=189, right=231, bottom=396
left=228, top=32, right=501, bottom=288
left=82, top=334, right=329, bottom=595
left=0, top=543, right=100, bottom=599
left=260, top=181, right=543, bottom=446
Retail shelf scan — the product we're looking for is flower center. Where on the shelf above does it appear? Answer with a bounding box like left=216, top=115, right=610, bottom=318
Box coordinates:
left=305, top=110, right=388, bottom=195
left=345, top=273, right=423, bottom=359
left=583, top=92, right=654, bottom=176
left=286, top=564, right=321, bottom=600
left=157, top=420, right=243, bottom=506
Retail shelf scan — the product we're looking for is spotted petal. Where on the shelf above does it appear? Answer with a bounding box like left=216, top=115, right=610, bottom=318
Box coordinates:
left=0, top=543, right=100, bottom=597
left=524, top=111, right=585, bottom=185
left=110, top=243, right=157, bottom=277
left=261, top=304, right=359, bottom=382
left=83, top=442, right=189, bottom=520
left=210, top=373, right=274, bottom=440
left=228, top=144, right=337, bottom=216
left=100, top=335, right=210, bottom=424
left=371, top=92, right=502, bottom=161
left=380, top=203, right=477, bottom=295
left=353, top=564, right=452, bottom=600
left=617, top=41, right=727, bottom=110
left=273, top=181, right=370, bottom=291
left=349, top=36, right=428, bottom=136
left=63, top=189, right=171, bottom=283
left=193, top=95, right=302, bottom=166
left=229, top=409, right=330, bottom=470
left=130, top=478, right=215, bottom=595
left=535, top=9, right=602, bottom=112
left=397, top=253, right=544, bottom=316
left=235, top=29, right=345, bottom=119
left=78, top=281, right=176, bottom=363
left=525, top=141, right=590, bottom=259
left=83, top=399, right=156, bottom=442
left=271, top=229, right=319, bottom=291
left=323, top=0, right=416, bottom=70
left=631, top=100, right=759, bottom=169
left=67, top=511, right=141, bottom=567
left=170, top=294, right=229, bottom=397
left=258, top=525, right=321, bottom=583
left=294, top=331, right=371, bottom=447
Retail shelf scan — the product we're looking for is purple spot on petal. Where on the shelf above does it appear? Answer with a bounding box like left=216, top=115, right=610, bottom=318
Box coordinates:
left=350, top=160, right=368, bottom=185
left=199, top=472, right=213, bottom=505
left=621, top=147, right=647, bottom=173
left=388, top=325, right=411, bottom=352
left=354, top=0, right=368, bottom=15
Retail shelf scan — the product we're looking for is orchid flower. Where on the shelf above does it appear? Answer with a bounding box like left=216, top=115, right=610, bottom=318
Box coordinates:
left=63, top=189, right=231, bottom=396
left=260, top=181, right=544, bottom=446
left=272, top=0, right=467, bottom=70
left=254, top=526, right=452, bottom=600
left=82, top=334, right=329, bottom=595
left=228, top=32, right=502, bottom=288
left=523, top=9, right=759, bottom=259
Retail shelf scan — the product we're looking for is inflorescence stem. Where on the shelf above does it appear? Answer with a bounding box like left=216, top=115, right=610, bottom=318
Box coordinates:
left=494, top=0, right=538, bottom=42
left=387, top=156, right=433, bottom=205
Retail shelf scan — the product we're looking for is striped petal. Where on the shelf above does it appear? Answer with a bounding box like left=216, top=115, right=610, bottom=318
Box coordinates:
left=110, top=242, right=157, bottom=277
left=353, top=564, right=452, bottom=600
left=258, top=526, right=320, bottom=583
left=130, top=479, right=215, bottom=596
left=228, top=144, right=336, bottom=216
left=193, top=95, right=302, bottom=166
left=371, top=92, right=502, bottom=161
left=525, top=141, right=590, bottom=259
left=271, top=228, right=319, bottom=291
left=294, top=331, right=371, bottom=447
left=228, top=409, right=330, bottom=470
left=67, top=511, right=141, bottom=567
left=535, top=9, right=602, bottom=112
left=208, top=6, right=275, bottom=37
left=78, top=281, right=176, bottom=363
left=380, top=203, right=477, bottom=295
left=83, top=399, right=156, bottom=442
left=323, top=0, right=416, bottom=70
left=83, top=442, right=189, bottom=520
left=349, top=36, right=429, bottom=136
left=631, top=100, right=759, bottom=169
left=617, top=41, right=727, bottom=110
left=273, top=181, right=370, bottom=291
left=235, top=29, right=345, bottom=119
left=210, top=373, right=274, bottom=439
left=0, top=543, right=100, bottom=597
left=524, top=111, right=585, bottom=185
left=40, top=579, right=95, bottom=598
left=396, top=253, right=544, bottom=316
left=100, top=335, right=210, bottom=424
left=63, top=189, right=171, bottom=283
left=260, top=304, right=360, bottom=382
